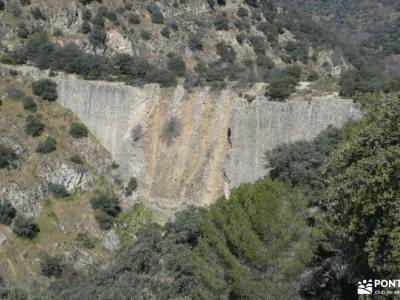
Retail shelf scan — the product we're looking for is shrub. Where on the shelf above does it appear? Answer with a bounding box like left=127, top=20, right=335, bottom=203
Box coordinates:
left=13, top=216, right=40, bottom=239
left=82, top=8, right=92, bottom=21
left=207, top=0, right=215, bottom=9
left=236, top=33, right=247, bottom=45
left=31, top=6, right=46, bottom=20
left=249, top=35, right=265, bottom=55
left=69, top=122, right=88, bottom=138
left=36, top=136, right=57, bottom=154
left=188, top=33, right=203, bottom=51
left=214, top=14, right=229, bottom=31
left=267, top=75, right=297, bottom=101
left=131, top=124, right=142, bottom=143
left=146, top=68, right=177, bottom=87
left=237, top=7, right=248, bottom=17
left=89, top=25, right=107, bottom=49
left=8, top=2, right=21, bottom=16
left=53, top=28, right=63, bottom=37
left=106, top=9, right=117, bottom=23
left=22, top=96, right=37, bottom=112
left=40, top=253, right=63, bottom=278
left=161, top=27, right=170, bottom=38
left=167, top=55, right=186, bottom=77
left=48, top=183, right=69, bottom=199
left=128, top=13, right=140, bottom=24
left=32, top=79, right=58, bottom=101
left=147, top=4, right=164, bottom=24
left=140, top=30, right=151, bottom=41
left=0, top=144, right=17, bottom=169
left=25, top=115, right=44, bottom=136
left=70, top=154, right=83, bottom=164
left=90, top=194, right=121, bottom=230
left=125, top=177, right=137, bottom=197
left=80, top=21, right=91, bottom=34
left=76, top=232, right=95, bottom=249
left=161, top=116, right=181, bottom=145
left=16, top=23, right=29, bottom=39
left=216, top=41, right=236, bottom=62
left=0, top=0, right=4, bottom=10
left=0, top=202, right=17, bottom=225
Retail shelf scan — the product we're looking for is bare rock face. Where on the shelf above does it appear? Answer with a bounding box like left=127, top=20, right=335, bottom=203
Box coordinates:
left=55, top=79, right=362, bottom=219
left=224, top=96, right=362, bottom=190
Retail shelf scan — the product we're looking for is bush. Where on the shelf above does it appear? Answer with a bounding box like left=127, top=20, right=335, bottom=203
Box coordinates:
left=249, top=35, right=266, bottom=55
left=131, top=124, right=142, bottom=143
left=161, top=116, right=181, bottom=145
left=148, top=5, right=164, bottom=24
left=125, top=177, right=137, bottom=197
left=22, top=96, right=37, bottom=112
left=214, top=13, right=229, bottom=31
left=25, top=115, right=44, bottom=136
left=31, top=6, right=46, bottom=20
left=82, top=8, right=92, bottom=21
left=216, top=41, right=236, bottom=62
left=89, top=26, right=107, bottom=49
left=0, top=144, right=17, bottom=169
left=0, top=0, right=4, bottom=10
left=16, top=23, right=29, bottom=39
left=188, top=33, right=203, bottom=51
left=90, top=194, right=121, bottom=230
left=161, top=26, right=170, bottom=38
left=80, top=21, right=91, bottom=34
left=69, top=122, right=88, bottom=138
left=40, top=253, right=63, bottom=278
left=128, top=13, right=140, bottom=24
left=140, top=30, right=151, bottom=41
left=48, top=183, right=69, bottom=199
left=32, top=79, right=58, bottom=101
left=13, top=216, right=39, bottom=239
left=76, top=232, right=95, bottom=249
left=0, top=202, right=17, bottom=225
left=70, top=154, right=83, bottom=164
left=36, top=137, right=57, bottom=154
left=167, top=55, right=186, bottom=77
left=146, top=68, right=177, bottom=87
left=53, top=28, right=63, bottom=37
left=237, top=7, right=248, bottom=17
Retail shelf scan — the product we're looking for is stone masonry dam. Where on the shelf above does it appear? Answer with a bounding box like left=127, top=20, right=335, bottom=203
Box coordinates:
left=55, top=79, right=362, bottom=218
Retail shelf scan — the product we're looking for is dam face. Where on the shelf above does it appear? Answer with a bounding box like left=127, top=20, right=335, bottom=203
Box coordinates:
left=56, top=79, right=361, bottom=217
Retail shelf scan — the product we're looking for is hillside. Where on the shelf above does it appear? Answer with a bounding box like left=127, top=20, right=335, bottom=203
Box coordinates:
left=0, top=0, right=399, bottom=299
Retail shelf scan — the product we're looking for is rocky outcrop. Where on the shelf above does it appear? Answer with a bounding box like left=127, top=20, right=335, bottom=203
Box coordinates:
left=55, top=79, right=362, bottom=218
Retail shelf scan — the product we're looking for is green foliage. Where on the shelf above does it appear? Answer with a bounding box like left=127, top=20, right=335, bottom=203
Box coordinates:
left=214, top=13, right=229, bottom=31
left=69, top=122, right=88, bottom=139
left=128, top=12, right=140, bottom=24
left=36, top=136, right=57, bottom=154
left=161, top=26, right=170, bottom=38
left=0, top=0, right=4, bottom=11
left=188, top=33, right=203, bottom=51
left=48, top=183, right=69, bottom=199
left=32, top=79, right=58, bottom=101
left=22, top=96, right=37, bottom=112
left=167, top=54, right=186, bottom=77
left=30, top=6, right=46, bottom=20
left=147, top=4, right=164, bottom=24
left=76, top=232, right=95, bottom=249
left=80, top=21, right=91, bottom=34
left=161, top=116, right=181, bottom=145
left=0, top=144, right=17, bottom=169
left=323, top=93, right=400, bottom=277
left=216, top=41, right=235, bottom=62
left=249, top=35, right=265, bottom=55
left=0, top=202, right=17, bottom=226
left=266, top=66, right=301, bottom=101
left=25, top=115, right=44, bottom=136
left=89, top=25, right=107, bottom=49
left=125, top=177, right=137, bottom=197
left=70, top=154, right=83, bottom=164
left=13, top=216, right=39, bottom=239
left=237, top=6, right=248, bottom=17
left=40, top=252, right=63, bottom=278
left=192, top=179, right=314, bottom=299
left=265, top=126, right=342, bottom=205
left=140, top=30, right=151, bottom=41
left=6, top=86, right=24, bottom=100
left=90, top=194, right=121, bottom=230
left=115, top=204, right=152, bottom=248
